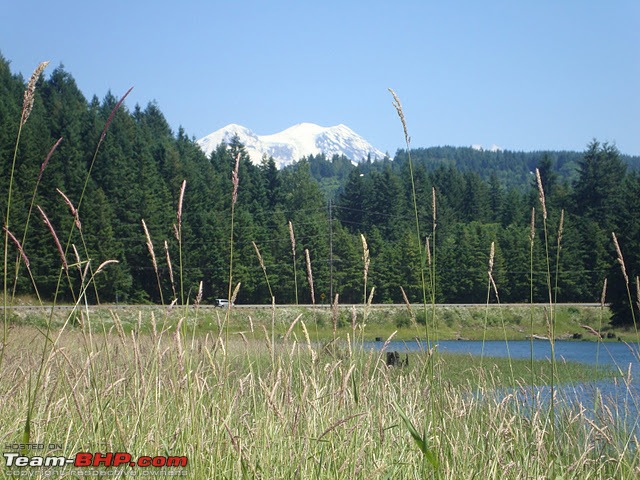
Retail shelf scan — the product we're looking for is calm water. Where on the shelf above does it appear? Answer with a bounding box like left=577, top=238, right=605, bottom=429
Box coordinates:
left=367, top=339, right=640, bottom=370
left=367, top=339, right=640, bottom=427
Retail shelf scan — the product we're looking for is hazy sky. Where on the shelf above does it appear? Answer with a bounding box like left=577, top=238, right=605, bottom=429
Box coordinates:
left=2, top=1, right=639, bottom=155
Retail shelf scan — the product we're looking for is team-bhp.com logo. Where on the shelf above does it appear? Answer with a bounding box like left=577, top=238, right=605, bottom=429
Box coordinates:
left=3, top=449, right=188, bottom=476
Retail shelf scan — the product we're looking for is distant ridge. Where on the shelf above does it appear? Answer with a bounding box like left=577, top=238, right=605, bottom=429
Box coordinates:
left=197, top=123, right=386, bottom=168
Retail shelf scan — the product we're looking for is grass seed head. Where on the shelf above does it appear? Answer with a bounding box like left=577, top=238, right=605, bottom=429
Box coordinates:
left=56, top=189, right=81, bottom=232
left=176, top=179, right=186, bottom=237
left=361, top=234, right=370, bottom=287
left=432, top=186, right=437, bottom=227
left=288, top=220, right=296, bottom=255
left=21, top=61, right=49, bottom=126
left=100, top=87, right=133, bottom=142
left=535, top=169, right=547, bottom=221
left=232, top=153, right=240, bottom=205
left=164, top=240, right=176, bottom=299
left=37, top=205, right=67, bottom=272
left=305, top=249, right=315, bottom=305
left=612, top=232, right=629, bottom=286
left=3, top=227, right=30, bottom=268
left=529, top=207, right=536, bottom=243
left=388, top=88, right=410, bottom=147
left=141, top=219, right=158, bottom=273
left=488, top=241, right=495, bottom=275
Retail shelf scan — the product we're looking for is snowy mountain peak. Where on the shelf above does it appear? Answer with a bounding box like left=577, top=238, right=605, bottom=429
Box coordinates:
left=472, top=143, right=503, bottom=152
left=197, top=123, right=386, bottom=168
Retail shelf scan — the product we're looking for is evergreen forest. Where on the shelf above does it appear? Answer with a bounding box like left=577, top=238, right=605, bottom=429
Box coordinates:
left=2, top=57, right=639, bottom=325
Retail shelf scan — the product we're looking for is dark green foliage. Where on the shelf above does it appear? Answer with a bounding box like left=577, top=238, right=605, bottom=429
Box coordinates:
left=1, top=56, right=639, bottom=325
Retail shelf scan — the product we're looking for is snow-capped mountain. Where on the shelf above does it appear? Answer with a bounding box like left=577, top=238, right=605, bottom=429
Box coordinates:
left=471, top=143, right=503, bottom=152
left=197, top=123, right=386, bottom=168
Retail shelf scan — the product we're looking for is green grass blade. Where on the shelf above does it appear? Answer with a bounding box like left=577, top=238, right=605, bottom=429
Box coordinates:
left=393, top=400, right=438, bottom=469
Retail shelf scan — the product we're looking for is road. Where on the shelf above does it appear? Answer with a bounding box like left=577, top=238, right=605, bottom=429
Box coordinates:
left=0, top=303, right=601, bottom=312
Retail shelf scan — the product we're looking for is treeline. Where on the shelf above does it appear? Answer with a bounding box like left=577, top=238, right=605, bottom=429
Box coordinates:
left=1, top=57, right=639, bottom=324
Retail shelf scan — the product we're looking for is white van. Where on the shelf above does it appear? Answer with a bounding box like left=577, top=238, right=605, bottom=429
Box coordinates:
left=214, top=299, right=231, bottom=307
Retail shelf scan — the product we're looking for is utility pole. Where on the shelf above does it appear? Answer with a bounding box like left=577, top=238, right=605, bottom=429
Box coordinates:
left=328, top=198, right=334, bottom=301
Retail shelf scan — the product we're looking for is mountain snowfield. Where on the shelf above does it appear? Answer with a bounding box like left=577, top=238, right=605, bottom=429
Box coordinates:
left=197, top=123, right=387, bottom=168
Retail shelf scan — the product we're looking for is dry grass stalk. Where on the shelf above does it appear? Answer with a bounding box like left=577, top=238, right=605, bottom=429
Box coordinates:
left=544, top=307, right=552, bottom=341
left=432, top=186, right=437, bottom=228
left=581, top=324, right=602, bottom=340
left=177, top=179, right=186, bottom=230
left=388, top=88, right=410, bottom=146
left=36, top=205, right=67, bottom=272
left=600, top=278, right=608, bottom=308
left=262, top=324, right=273, bottom=359
left=288, top=221, right=296, bottom=256
left=488, top=242, right=500, bottom=301
left=489, top=273, right=500, bottom=303
left=62, top=368, right=86, bottom=426
left=38, top=137, right=62, bottom=183
left=149, top=311, right=157, bottom=340
left=400, top=286, right=417, bottom=327
left=131, top=329, right=145, bottom=391
left=361, top=234, right=370, bottom=296
left=380, top=330, right=398, bottom=354
left=100, top=87, right=133, bottom=142
left=535, top=169, right=547, bottom=221
left=318, top=413, right=365, bottom=441
left=174, top=317, right=185, bottom=372
left=300, top=319, right=316, bottom=362
left=71, top=244, right=82, bottom=274
left=141, top=219, right=158, bottom=272
left=164, top=240, right=176, bottom=300
left=488, top=241, right=495, bottom=275
left=529, top=207, right=536, bottom=243
left=230, top=282, right=241, bottom=304
left=3, top=227, right=30, bottom=268
left=557, top=209, right=565, bottom=247
left=21, top=61, right=49, bottom=126
left=424, top=238, right=432, bottom=270
left=366, top=286, right=375, bottom=307
left=252, top=241, right=265, bottom=271
left=110, top=311, right=127, bottom=347
left=351, top=305, right=357, bottom=337
left=283, top=313, right=302, bottom=341
left=232, top=153, right=240, bottom=205
left=195, top=280, right=203, bottom=307
left=636, top=276, right=640, bottom=313
left=339, top=364, right=357, bottom=404
left=612, top=232, right=629, bottom=286
left=57, top=189, right=82, bottom=232
left=305, top=248, right=315, bottom=305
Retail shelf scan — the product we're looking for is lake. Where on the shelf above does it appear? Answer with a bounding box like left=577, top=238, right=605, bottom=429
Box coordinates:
left=367, top=338, right=640, bottom=369
left=368, top=339, right=640, bottom=428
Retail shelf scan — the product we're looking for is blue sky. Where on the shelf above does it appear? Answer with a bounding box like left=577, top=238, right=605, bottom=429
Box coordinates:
left=2, top=1, right=639, bottom=155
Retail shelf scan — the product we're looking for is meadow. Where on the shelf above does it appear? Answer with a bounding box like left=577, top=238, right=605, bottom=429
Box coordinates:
left=2, top=64, right=640, bottom=479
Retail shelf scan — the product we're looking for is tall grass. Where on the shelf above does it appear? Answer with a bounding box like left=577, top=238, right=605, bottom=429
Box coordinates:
left=2, top=70, right=640, bottom=479
left=2, top=62, right=49, bottom=370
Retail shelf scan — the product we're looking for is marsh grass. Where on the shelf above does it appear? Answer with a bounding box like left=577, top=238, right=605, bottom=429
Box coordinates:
left=2, top=68, right=640, bottom=478
left=0, top=324, right=635, bottom=478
